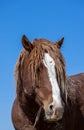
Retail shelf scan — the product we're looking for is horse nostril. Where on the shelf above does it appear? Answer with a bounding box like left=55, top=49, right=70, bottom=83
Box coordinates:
left=49, top=104, right=54, bottom=111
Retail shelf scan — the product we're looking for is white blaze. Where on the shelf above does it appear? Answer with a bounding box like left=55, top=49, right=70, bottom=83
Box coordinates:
left=43, top=53, right=62, bottom=107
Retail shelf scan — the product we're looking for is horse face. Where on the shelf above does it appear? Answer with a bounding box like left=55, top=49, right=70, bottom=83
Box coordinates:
left=35, top=53, right=64, bottom=121
left=21, top=35, right=65, bottom=122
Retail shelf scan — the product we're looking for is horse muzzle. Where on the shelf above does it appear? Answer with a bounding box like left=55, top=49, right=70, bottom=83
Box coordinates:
left=44, top=106, right=64, bottom=122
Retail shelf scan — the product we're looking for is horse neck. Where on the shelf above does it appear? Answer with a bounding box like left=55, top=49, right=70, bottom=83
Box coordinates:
left=66, top=76, right=80, bottom=105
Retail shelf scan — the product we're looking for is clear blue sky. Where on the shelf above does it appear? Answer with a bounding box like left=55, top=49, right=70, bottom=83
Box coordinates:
left=0, top=0, right=84, bottom=130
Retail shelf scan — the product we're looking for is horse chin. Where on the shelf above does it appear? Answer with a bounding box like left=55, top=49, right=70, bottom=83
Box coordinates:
left=46, top=118, right=62, bottom=122
left=45, top=115, right=63, bottom=122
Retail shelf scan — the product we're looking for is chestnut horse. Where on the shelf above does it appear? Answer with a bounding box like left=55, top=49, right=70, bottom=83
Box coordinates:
left=12, top=35, right=84, bottom=130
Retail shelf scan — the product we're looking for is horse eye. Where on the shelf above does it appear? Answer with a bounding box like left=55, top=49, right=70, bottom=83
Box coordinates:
left=36, top=67, right=40, bottom=73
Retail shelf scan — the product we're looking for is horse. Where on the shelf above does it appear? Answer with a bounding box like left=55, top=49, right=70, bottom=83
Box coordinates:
left=12, top=35, right=84, bottom=130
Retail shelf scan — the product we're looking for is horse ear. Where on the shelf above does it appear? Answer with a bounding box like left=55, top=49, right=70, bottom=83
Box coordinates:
left=55, top=37, right=64, bottom=49
left=22, top=35, right=33, bottom=52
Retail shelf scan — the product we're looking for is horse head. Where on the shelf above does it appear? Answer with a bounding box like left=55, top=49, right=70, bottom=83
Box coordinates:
left=15, top=35, right=67, bottom=122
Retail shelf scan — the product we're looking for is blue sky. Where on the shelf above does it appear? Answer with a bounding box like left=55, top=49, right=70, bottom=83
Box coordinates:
left=0, top=0, right=84, bottom=130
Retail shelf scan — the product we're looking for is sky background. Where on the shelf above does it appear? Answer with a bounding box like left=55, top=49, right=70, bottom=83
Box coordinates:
left=0, top=0, right=84, bottom=130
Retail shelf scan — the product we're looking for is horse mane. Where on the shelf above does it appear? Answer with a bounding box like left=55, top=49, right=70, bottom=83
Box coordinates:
left=15, top=39, right=67, bottom=101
